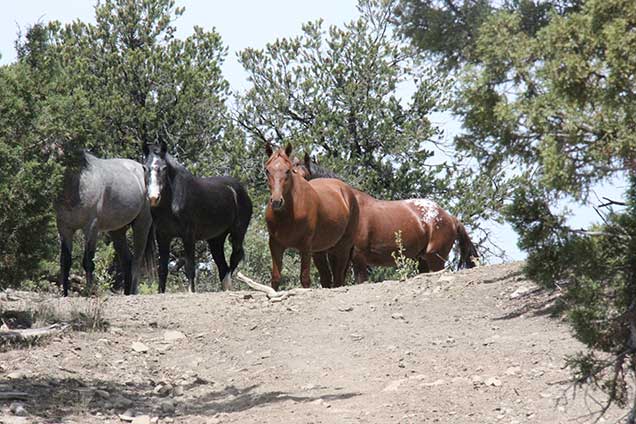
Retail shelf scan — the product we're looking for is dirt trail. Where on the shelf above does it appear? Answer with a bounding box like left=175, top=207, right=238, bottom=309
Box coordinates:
left=0, top=262, right=624, bottom=423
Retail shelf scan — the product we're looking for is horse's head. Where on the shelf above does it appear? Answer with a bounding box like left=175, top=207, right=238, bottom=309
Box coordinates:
left=291, top=152, right=312, bottom=180
left=265, top=142, right=295, bottom=211
left=143, top=141, right=169, bottom=207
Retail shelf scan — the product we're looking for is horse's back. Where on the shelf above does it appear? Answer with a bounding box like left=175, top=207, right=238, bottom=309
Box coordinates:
left=353, top=192, right=428, bottom=265
left=56, top=154, right=148, bottom=232
left=177, top=174, right=251, bottom=240
left=308, top=178, right=357, bottom=216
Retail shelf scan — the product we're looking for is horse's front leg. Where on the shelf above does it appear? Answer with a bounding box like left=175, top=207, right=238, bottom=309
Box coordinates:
left=269, top=238, right=285, bottom=291
left=300, top=251, right=312, bottom=289
left=183, top=235, right=196, bottom=293
left=130, top=205, right=152, bottom=295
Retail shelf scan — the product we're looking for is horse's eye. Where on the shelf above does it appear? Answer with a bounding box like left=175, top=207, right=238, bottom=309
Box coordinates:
left=265, top=169, right=270, bottom=176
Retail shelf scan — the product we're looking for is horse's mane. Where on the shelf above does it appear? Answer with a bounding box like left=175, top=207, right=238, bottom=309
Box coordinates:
left=165, top=153, right=192, bottom=177
left=306, top=159, right=342, bottom=181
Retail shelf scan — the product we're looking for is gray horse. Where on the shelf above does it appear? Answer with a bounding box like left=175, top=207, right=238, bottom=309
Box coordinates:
left=55, top=152, right=153, bottom=296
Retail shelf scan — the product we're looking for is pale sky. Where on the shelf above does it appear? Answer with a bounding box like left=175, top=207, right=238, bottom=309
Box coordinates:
left=2, top=1, right=624, bottom=263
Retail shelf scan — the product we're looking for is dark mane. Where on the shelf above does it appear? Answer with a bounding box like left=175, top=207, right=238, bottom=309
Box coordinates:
left=165, top=153, right=191, bottom=177
left=306, top=161, right=340, bottom=180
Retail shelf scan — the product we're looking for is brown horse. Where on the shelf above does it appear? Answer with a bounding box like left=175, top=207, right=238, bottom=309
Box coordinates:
left=293, top=153, right=479, bottom=283
left=264, top=144, right=359, bottom=290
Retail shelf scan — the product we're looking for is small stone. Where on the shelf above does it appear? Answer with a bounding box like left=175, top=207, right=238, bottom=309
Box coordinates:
left=153, top=383, right=173, bottom=396
left=118, top=409, right=135, bottom=421
left=350, top=333, right=364, bottom=341
left=10, top=402, right=28, bottom=416
left=391, top=312, right=404, bottom=320
left=114, top=397, right=134, bottom=408
left=132, top=416, right=151, bottom=424
left=173, top=385, right=184, bottom=397
left=7, top=370, right=28, bottom=380
left=485, top=377, right=502, bottom=387
left=160, top=399, right=176, bottom=413
left=131, top=341, right=149, bottom=353
left=338, top=306, right=353, bottom=312
left=163, top=330, right=186, bottom=342
left=94, top=389, right=110, bottom=399
left=383, top=379, right=405, bottom=392
left=505, top=366, right=521, bottom=376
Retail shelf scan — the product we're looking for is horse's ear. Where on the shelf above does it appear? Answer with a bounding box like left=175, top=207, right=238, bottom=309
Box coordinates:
left=159, top=140, right=168, bottom=155
left=265, top=142, right=273, bottom=157
left=304, top=152, right=311, bottom=167
left=285, top=142, right=293, bottom=157
left=142, top=143, right=149, bottom=157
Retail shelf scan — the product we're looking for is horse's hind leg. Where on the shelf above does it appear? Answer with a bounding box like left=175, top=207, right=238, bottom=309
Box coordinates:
left=110, top=228, right=132, bottom=294
left=312, top=252, right=333, bottom=288
left=328, top=244, right=354, bottom=288
left=207, top=235, right=231, bottom=291
left=417, top=257, right=430, bottom=273
left=59, top=227, right=74, bottom=297
left=423, top=252, right=446, bottom=272
left=228, top=225, right=247, bottom=279
left=352, top=256, right=369, bottom=284
left=82, top=221, right=98, bottom=295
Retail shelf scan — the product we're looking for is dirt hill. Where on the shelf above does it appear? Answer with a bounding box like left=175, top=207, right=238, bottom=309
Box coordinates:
left=0, top=262, right=624, bottom=423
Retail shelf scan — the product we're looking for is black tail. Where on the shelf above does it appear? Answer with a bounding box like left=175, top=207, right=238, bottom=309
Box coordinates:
left=142, top=224, right=158, bottom=281
left=228, top=181, right=253, bottom=274
left=456, top=219, right=479, bottom=269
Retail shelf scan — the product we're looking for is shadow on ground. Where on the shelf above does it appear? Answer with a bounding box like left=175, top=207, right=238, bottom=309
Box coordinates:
left=0, top=376, right=360, bottom=420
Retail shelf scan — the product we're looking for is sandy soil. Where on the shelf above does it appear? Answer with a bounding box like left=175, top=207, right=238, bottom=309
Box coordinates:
left=0, top=262, right=626, bottom=423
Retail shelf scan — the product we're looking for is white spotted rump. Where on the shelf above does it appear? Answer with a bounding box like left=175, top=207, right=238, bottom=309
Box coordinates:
left=406, top=199, right=441, bottom=225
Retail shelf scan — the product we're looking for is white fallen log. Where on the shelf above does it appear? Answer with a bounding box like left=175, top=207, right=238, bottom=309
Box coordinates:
left=235, top=272, right=310, bottom=301
left=0, top=323, right=70, bottom=344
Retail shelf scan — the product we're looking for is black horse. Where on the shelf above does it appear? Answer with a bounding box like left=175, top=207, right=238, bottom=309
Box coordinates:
left=143, top=142, right=253, bottom=293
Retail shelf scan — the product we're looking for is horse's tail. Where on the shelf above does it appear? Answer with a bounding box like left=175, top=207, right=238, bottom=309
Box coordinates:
left=228, top=181, right=253, bottom=273
left=455, top=218, right=479, bottom=269
left=142, top=223, right=158, bottom=281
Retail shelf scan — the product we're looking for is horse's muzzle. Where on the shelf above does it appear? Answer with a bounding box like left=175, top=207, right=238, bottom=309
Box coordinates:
left=271, top=197, right=285, bottom=210
left=149, top=196, right=160, bottom=207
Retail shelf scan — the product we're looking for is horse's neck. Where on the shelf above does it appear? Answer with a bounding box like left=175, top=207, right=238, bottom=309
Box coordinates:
left=272, top=174, right=309, bottom=222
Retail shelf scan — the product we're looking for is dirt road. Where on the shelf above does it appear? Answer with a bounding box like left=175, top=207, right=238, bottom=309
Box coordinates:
left=0, top=262, right=624, bottom=423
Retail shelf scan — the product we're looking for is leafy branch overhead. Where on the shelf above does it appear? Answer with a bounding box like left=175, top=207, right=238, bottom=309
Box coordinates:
left=236, top=0, right=445, bottom=200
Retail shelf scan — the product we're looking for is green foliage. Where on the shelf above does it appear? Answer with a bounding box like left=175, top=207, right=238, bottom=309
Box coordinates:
left=391, top=230, right=419, bottom=281
left=0, top=0, right=233, bottom=289
left=237, top=0, right=447, bottom=200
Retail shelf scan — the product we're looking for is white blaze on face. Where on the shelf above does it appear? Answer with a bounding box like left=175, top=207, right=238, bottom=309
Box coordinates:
left=147, top=157, right=162, bottom=204
left=407, top=199, right=440, bottom=225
